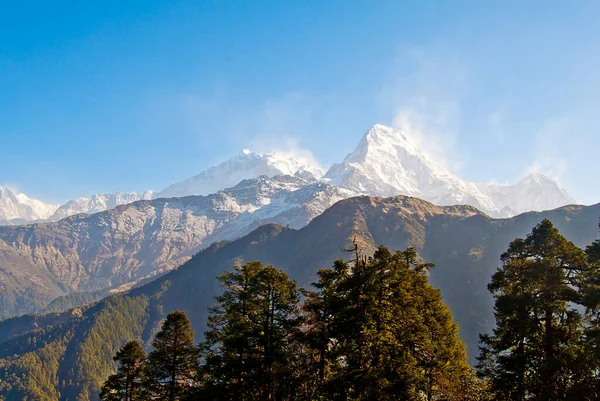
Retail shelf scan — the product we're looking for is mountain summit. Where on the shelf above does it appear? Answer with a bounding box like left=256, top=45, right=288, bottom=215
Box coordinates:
left=50, top=191, right=154, bottom=221
left=324, top=124, right=575, bottom=217
left=0, top=186, right=58, bottom=224
left=155, top=150, right=324, bottom=198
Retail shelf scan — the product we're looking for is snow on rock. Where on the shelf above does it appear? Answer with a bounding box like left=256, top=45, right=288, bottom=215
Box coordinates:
left=0, top=124, right=577, bottom=227
left=476, top=173, right=576, bottom=216
left=324, top=124, right=575, bottom=217
left=155, top=150, right=324, bottom=198
left=0, top=187, right=58, bottom=224
left=50, top=191, right=154, bottom=221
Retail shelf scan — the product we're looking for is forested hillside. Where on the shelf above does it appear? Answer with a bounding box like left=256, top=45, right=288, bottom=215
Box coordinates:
left=0, top=196, right=598, bottom=400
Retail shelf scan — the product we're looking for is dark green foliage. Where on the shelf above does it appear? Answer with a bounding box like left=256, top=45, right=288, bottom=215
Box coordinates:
left=43, top=290, right=109, bottom=315
left=309, top=246, right=478, bottom=400
left=0, top=295, right=150, bottom=401
left=100, top=341, right=146, bottom=401
left=146, top=311, right=198, bottom=401
left=575, top=230, right=600, bottom=397
left=477, top=219, right=590, bottom=400
left=0, top=339, right=66, bottom=400
left=98, top=250, right=483, bottom=401
left=196, top=262, right=304, bottom=400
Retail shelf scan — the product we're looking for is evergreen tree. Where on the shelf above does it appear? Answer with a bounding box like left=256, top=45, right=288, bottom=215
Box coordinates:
left=99, top=341, right=146, bottom=401
left=196, top=261, right=303, bottom=401
left=309, top=245, right=477, bottom=401
left=477, top=219, right=589, bottom=400
left=575, top=222, right=600, bottom=398
left=146, top=311, right=198, bottom=401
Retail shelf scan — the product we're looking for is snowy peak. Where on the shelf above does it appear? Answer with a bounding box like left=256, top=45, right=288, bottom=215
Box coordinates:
left=324, top=124, right=465, bottom=199
left=0, top=186, right=58, bottom=224
left=156, top=150, right=324, bottom=198
left=325, top=124, right=575, bottom=217
left=477, top=173, right=575, bottom=216
left=345, top=124, right=423, bottom=163
left=518, top=172, right=567, bottom=189
left=0, top=124, right=579, bottom=226
left=50, top=191, right=154, bottom=221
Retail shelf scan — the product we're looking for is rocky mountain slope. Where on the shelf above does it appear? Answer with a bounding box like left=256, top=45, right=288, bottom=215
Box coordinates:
left=0, top=175, right=355, bottom=317
left=0, top=196, right=597, bottom=401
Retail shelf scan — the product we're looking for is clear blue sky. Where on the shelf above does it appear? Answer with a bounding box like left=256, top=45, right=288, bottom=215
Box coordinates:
left=2, top=1, right=599, bottom=204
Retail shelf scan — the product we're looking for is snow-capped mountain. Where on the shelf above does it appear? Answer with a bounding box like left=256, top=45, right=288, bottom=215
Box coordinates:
left=0, top=124, right=582, bottom=319
left=475, top=173, right=575, bottom=216
left=0, top=186, right=58, bottom=224
left=0, top=124, right=577, bottom=225
left=155, top=149, right=324, bottom=198
left=0, top=174, right=356, bottom=316
left=324, top=124, right=575, bottom=217
left=50, top=191, right=154, bottom=221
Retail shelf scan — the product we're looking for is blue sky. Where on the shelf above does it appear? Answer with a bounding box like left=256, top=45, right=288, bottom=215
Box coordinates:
left=1, top=1, right=599, bottom=204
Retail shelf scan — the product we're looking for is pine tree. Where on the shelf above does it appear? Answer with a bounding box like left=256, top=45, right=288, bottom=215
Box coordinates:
left=477, top=219, right=589, bottom=400
left=309, top=245, right=477, bottom=401
left=197, top=261, right=304, bottom=401
left=146, top=311, right=198, bottom=401
left=575, top=221, right=600, bottom=397
left=99, top=341, right=146, bottom=401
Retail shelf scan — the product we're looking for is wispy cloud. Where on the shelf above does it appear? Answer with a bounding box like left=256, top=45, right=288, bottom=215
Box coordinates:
left=382, top=45, right=468, bottom=172
left=247, top=93, right=324, bottom=169
left=525, top=116, right=572, bottom=181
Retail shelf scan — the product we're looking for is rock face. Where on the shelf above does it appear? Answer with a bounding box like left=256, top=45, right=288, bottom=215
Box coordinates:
left=0, top=175, right=354, bottom=317
left=0, top=196, right=598, bottom=401
left=323, top=124, right=576, bottom=217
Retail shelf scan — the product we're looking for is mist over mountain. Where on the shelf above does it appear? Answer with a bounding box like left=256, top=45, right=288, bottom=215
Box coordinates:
left=0, top=124, right=582, bottom=319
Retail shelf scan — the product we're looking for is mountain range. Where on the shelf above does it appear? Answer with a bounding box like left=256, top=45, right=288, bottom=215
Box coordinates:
left=0, top=124, right=576, bottom=226
left=0, top=195, right=597, bottom=401
left=0, top=124, right=580, bottom=319
left=0, top=123, right=594, bottom=401
left=0, top=175, right=355, bottom=317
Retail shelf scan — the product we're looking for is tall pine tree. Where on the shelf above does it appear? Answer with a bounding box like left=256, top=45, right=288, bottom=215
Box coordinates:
left=146, top=310, right=198, bottom=401
left=308, top=245, right=477, bottom=401
left=99, top=341, right=146, bottom=401
left=575, top=220, right=600, bottom=397
left=197, top=261, right=304, bottom=400
left=477, top=219, right=589, bottom=400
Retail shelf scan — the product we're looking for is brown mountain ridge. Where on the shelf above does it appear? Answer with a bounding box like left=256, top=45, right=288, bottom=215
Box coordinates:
left=0, top=195, right=598, bottom=401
